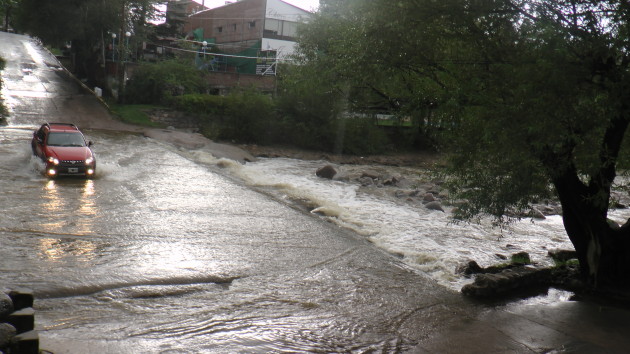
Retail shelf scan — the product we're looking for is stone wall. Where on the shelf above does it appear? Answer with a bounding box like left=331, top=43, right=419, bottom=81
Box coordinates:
left=0, top=288, right=39, bottom=353
left=145, top=108, right=201, bottom=131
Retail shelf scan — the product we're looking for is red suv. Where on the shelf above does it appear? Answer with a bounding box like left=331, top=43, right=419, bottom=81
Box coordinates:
left=31, top=123, right=96, bottom=178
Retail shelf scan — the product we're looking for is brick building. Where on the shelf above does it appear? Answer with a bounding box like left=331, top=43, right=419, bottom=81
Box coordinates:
left=183, top=0, right=311, bottom=75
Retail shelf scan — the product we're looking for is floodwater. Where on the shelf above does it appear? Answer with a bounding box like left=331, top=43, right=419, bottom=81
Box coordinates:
left=210, top=157, right=579, bottom=291
left=4, top=30, right=628, bottom=353
left=2, top=127, right=451, bottom=353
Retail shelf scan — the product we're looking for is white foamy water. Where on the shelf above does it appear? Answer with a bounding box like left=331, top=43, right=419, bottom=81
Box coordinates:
left=216, top=157, right=587, bottom=291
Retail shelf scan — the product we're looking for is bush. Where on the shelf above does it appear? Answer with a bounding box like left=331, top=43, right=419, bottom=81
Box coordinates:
left=169, top=94, right=225, bottom=116
left=108, top=103, right=164, bottom=127
left=337, top=118, right=391, bottom=155
left=125, top=60, right=206, bottom=104
left=219, top=90, right=277, bottom=144
left=170, top=91, right=279, bottom=145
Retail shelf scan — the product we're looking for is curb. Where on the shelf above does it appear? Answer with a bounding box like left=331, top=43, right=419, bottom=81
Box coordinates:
left=1, top=289, right=39, bottom=354
left=36, top=38, right=111, bottom=111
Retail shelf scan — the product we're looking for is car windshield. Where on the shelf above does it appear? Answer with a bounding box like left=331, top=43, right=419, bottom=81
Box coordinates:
left=46, top=132, right=86, bottom=147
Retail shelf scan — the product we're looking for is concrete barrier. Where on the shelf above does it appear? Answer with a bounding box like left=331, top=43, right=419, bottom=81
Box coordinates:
left=0, top=289, right=39, bottom=354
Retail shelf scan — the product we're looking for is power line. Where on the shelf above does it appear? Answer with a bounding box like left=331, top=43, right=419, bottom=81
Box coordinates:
left=147, top=42, right=296, bottom=61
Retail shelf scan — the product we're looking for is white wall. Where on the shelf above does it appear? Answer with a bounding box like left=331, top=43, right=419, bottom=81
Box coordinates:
left=263, top=0, right=311, bottom=58
left=261, top=38, right=297, bottom=59
left=265, top=0, right=310, bottom=22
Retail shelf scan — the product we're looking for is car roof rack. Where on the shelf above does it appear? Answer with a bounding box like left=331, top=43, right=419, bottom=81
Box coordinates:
left=47, top=122, right=77, bottom=127
left=44, top=122, right=79, bottom=131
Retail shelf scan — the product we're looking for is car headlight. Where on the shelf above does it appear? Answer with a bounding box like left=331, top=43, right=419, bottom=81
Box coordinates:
left=85, top=157, right=94, bottom=165
left=47, top=156, right=59, bottom=165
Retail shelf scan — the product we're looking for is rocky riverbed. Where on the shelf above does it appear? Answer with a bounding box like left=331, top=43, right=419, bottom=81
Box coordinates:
left=231, top=143, right=630, bottom=303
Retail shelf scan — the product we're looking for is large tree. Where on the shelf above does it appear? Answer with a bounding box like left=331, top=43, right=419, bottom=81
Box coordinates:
left=14, top=0, right=163, bottom=82
left=0, top=0, right=19, bottom=32
left=297, top=0, right=630, bottom=292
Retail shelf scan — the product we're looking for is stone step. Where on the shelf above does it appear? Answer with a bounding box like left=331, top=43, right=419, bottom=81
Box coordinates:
left=8, top=288, right=34, bottom=311
left=6, top=307, right=35, bottom=334
left=10, top=329, right=39, bottom=354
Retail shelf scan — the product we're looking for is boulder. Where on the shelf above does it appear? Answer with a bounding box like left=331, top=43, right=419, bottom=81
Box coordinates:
left=530, top=208, right=546, bottom=220
left=316, top=165, right=337, bottom=179
left=461, top=267, right=551, bottom=298
left=423, top=193, right=436, bottom=203
left=607, top=218, right=621, bottom=229
left=548, top=249, right=577, bottom=262
left=361, top=170, right=381, bottom=180
left=455, top=260, right=483, bottom=276
left=510, top=251, right=532, bottom=265
left=495, top=253, right=507, bottom=260
left=0, top=292, right=14, bottom=320
left=425, top=201, right=444, bottom=212
left=409, top=190, right=421, bottom=197
left=383, top=175, right=401, bottom=186
left=358, top=176, right=374, bottom=187
left=0, top=323, right=16, bottom=350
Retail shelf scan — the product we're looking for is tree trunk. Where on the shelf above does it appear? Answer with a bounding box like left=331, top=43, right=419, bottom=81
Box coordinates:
left=555, top=174, right=630, bottom=292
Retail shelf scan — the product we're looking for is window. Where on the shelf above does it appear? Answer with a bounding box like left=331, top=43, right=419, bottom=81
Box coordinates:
left=248, top=21, right=256, bottom=28
left=264, top=19, right=280, bottom=34
left=282, top=21, right=298, bottom=37
left=217, top=26, right=223, bottom=33
left=263, top=19, right=298, bottom=39
left=233, top=24, right=237, bottom=31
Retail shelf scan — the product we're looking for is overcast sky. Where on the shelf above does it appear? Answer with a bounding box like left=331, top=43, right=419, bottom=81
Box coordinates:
left=192, top=0, right=320, bottom=12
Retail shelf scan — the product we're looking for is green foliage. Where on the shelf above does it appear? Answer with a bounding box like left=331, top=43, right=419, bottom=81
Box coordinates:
left=108, top=103, right=163, bottom=127
left=275, top=64, right=342, bottom=151
left=553, top=258, right=580, bottom=268
left=16, top=0, right=115, bottom=46
left=218, top=90, right=277, bottom=144
left=337, top=118, right=390, bottom=155
left=14, top=0, right=160, bottom=45
left=297, top=0, right=630, bottom=225
left=125, top=60, right=207, bottom=104
left=13, top=0, right=161, bottom=80
left=436, top=1, right=630, bottom=223
left=0, top=0, right=19, bottom=31
left=169, top=91, right=278, bottom=145
left=169, top=93, right=225, bottom=116
left=295, top=0, right=448, bottom=142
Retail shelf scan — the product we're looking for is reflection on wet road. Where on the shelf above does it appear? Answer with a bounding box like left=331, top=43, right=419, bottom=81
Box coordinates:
left=1, top=126, right=460, bottom=352
left=0, top=32, right=466, bottom=353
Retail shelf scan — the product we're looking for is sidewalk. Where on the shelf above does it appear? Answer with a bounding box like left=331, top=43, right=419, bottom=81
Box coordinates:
left=414, top=297, right=630, bottom=353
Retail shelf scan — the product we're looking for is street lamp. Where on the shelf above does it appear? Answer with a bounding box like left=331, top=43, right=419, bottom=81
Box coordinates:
left=202, top=41, right=208, bottom=58
left=111, top=33, right=117, bottom=61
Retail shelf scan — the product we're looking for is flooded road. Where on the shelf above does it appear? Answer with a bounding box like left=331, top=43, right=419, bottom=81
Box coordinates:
left=4, top=31, right=630, bottom=354
left=0, top=32, right=471, bottom=353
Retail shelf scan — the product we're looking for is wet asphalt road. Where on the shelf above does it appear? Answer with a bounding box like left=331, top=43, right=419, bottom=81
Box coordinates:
left=0, top=31, right=473, bottom=353
left=2, top=31, right=630, bottom=353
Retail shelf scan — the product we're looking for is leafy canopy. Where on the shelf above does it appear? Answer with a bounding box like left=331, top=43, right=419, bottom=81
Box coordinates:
left=14, top=0, right=163, bottom=54
left=297, top=0, right=630, bottom=221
